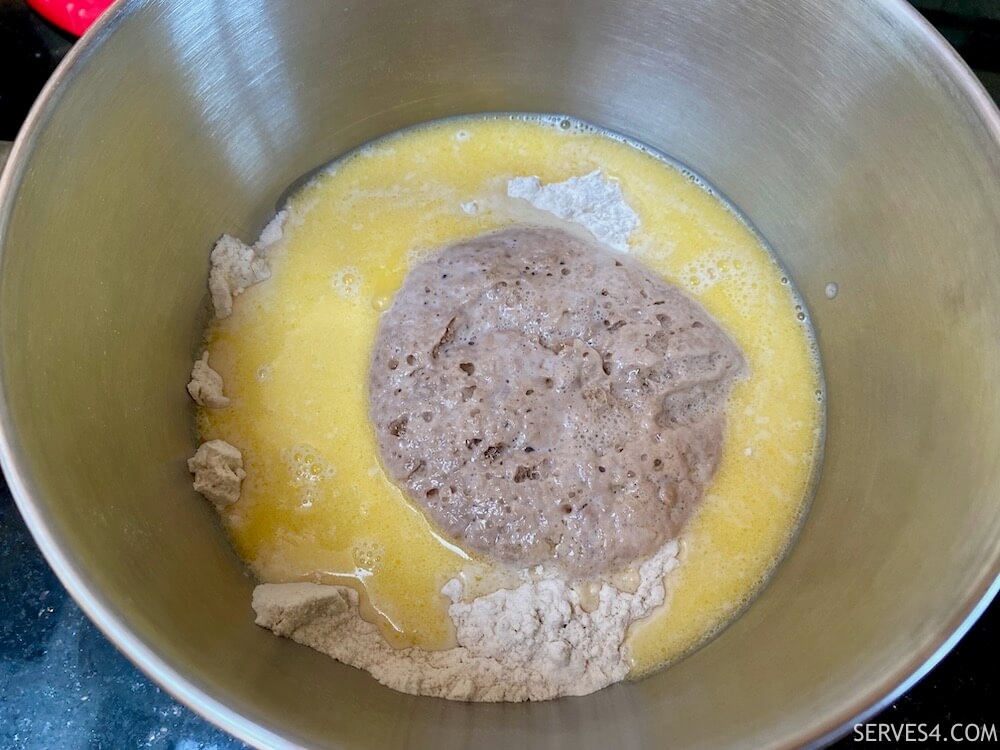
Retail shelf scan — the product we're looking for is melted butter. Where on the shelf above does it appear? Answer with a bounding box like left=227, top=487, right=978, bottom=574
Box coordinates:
left=197, top=116, right=822, bottom=667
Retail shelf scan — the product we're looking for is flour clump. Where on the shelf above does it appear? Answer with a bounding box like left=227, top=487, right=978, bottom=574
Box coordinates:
left=207, top=210, right=287, bottom=321
left=188, top=439, right=245, bottom=508
left=187, top=351, right=230, bottom=408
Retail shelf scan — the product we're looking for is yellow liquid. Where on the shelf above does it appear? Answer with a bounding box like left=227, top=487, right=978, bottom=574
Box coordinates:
left=197, top=116, right=823, bottom=671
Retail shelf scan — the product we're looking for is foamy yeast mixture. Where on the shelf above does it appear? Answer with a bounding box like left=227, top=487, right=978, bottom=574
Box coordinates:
left=370, top=226, right=745, bottom=579
left=197, top=116, right=822, bottom=673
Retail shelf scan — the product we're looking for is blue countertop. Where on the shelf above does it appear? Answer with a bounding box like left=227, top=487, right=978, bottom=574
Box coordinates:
left=0, top=486, right=243, bottom=750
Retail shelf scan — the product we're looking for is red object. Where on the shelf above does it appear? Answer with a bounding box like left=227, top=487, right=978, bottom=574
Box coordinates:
left=27, top=0, right=115, bottom=37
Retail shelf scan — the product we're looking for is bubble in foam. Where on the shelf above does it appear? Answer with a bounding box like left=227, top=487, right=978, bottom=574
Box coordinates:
left=331, top=266, right=362, bottom=298
left=454, top=129, right=471, bottom=142
left=352, top=538, right=385, bottom=570
left=825, top=282, right=839, bottom=299
left=358, top=144, right=394, bottom=159
left=256, top=364, right=272, bottom=382
left=284, top=444, right=335, bottom=491
left=406, top=242, right=436, bottom=266
left=522, top=114, right=599, bottom=135
left=679, top=168, right=711, bottom=193
left=289, top=195, right=319, bottom=227
left=679, top=248, right=762, bottom=317
left=298, top=489, right=317, bottom=509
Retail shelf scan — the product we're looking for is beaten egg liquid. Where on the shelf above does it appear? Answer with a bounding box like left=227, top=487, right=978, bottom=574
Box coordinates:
left=197, top=116, right=823, bottom=674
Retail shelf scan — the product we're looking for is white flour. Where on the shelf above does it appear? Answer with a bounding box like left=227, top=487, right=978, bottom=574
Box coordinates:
left=253, top=540, right=678, bottom=702
left=507, top=170, right=639, bottom=252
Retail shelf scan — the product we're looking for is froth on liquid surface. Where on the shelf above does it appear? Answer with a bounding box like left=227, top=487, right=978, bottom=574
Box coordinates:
left=197, top=116, right=823, bottom=672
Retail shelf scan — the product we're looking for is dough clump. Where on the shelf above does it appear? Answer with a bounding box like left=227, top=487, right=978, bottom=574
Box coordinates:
left=187, top=352, right=229, bottom=408
left=188, top=439, right=245, bottom=508
left=207, top=210, right=286, bottom=319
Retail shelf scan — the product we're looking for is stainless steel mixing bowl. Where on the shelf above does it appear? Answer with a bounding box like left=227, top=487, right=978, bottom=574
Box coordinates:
left=1, top=0, right=999, bottom=747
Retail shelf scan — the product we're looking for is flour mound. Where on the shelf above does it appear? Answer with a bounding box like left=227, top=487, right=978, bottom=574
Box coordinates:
left=253, top=540, right=678, bottom=702
left=507, top=170, right=639, bottom=252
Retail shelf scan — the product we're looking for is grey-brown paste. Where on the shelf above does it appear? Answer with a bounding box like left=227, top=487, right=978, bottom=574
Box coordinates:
left=370, top=227, right=745, bottom=577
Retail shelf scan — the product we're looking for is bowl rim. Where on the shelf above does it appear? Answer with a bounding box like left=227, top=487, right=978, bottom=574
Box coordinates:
left=1, top=1, right=998, bottom=748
